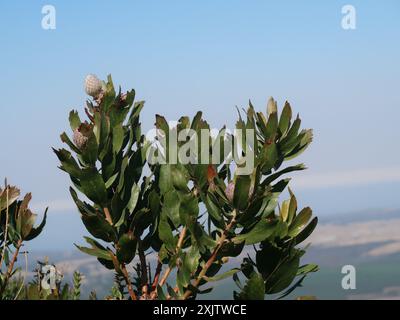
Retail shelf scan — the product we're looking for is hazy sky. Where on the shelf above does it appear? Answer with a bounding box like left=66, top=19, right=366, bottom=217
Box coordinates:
left=1, top=0, right=399, bottom=250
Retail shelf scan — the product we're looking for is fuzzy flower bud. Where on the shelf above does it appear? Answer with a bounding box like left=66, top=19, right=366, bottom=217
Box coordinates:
left=225, top=181, right=235, bottom=202
left=225, top=180, right=254, bottom=203
left=73, top=128, right=88, bottom=150
left=84, top=74, right=103, bottom=97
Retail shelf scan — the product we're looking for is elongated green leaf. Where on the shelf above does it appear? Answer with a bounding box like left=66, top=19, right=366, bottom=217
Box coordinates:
left=265, top=253, right=300, bottom=294
left=163, top=190, right=181, bottom=228
left=297, top=264, right=319, bottom=275
left=112, top=124, right=124, bottom=154
left=233, top=175, right=251, bottom=211
left=260, top=141, right=278, bottom=173
left=267, top=97, right=277, bottom=116
left=159, top=165, right=173, bottom=195
left=126, top=183, right=140, bottom=214
left=105, top=172, right=118, bottom=189
left=288, top=207, right=312, bottom=237
left=75, top=237, right=112, bottom=261
left=237, top=272, right=265, bottom=300
left=117, top=232, right=137, bottom=263
left=295, top=217, right=318, bottom=245
left=157, top=285, right=167, bottom=300
left=278, top=101, right=292, bottom=135
left=24, top=208, right=48, bottom=241
left=233, top=219, right=277, bottom=245
left=280, top=199, right=290, bottom=222
left=261, top=164, right=306, bottom=187
left=204, top=269, right=240, bottom=282
left=69, top=110, right=81, bottom=131
left=79, top=168, right=108, bottom=206
left=158, top=214, right=176, bottom=252
left=265, top=112, right=278, bottom=142
left=287, top=190, right=297, bottom=225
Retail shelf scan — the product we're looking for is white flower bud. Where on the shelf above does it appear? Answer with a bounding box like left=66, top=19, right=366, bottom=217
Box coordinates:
left=84, top=74, right=103, bottom=97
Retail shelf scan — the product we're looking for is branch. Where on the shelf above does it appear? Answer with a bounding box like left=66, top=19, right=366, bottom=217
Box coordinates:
left=0, top=239, right=22, bottom=295
left=151, top=260, right=163, bottom=291
left=120, top=263, right=137, bottom=300
left=0, top=185, right=10, bottom=271
left=103, top=207, right=113, bottom=225
left=158, top=226, right=187, bottom=287
left=137, top=240, right=148, bottom=290
left=14, top=250, right=28, bottom=300
left=182, top=214, right=237, bottom=299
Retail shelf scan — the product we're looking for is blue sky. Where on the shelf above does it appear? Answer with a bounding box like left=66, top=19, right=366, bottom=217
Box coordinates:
left=1, top=0, right=399, bottom=250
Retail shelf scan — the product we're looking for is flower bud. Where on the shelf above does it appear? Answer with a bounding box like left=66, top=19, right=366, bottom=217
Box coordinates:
left=73, top=128, right=88, bottom=150
left=84, top=74, right=103, bottom=97
left=225, top=181, right=235, bottom=202
left=225, top=180, right=254, bottom=203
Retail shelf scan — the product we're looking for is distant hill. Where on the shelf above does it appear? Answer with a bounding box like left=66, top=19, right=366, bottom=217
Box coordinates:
left=15, top=208, right=400, bottom=300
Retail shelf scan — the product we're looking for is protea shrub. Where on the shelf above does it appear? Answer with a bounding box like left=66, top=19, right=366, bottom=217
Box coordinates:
left=54, top=74, right=318, bottom=300
left=0, top=181, right=47, bottom=299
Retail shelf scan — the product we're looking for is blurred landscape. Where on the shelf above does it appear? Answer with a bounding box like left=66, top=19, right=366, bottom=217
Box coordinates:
left=18, top=207, right=400, bottom=300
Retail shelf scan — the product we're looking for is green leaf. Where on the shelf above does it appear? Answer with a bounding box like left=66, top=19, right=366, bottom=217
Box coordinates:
left=184, top=245, right=200, bottom=274
left=295, top=217, right=318, bottom=245
left=280, top=199, right=290, bottom=222
left=287, top=190, right=297, bottom=225
left=157, top=285, right=167, bottom=300
left=218, top=240, right=245, bottom=258
left=60, top=132, right=81, bottom=154
left=233, top=219, right=278, bottom=245
left=297, top=264, right=319, bottom=275
left=265, top=253, right=300, bottom=294
left=81, top=213, right=116, bottom=242
left=75, top=237, right=112, bottom=261
left=265, top=111, right=278, bottom=142
left=24, top=208, right=48, bottom=241
left=260, top=141, right=278, bottom=173
left=112, top=124, right=124, bottom=154
left=204, top=268, right=240, bottom=282
left=288, top=207, right=312, bottom=237
left=117, top=232, right=137, bottom=264
left=284, top=129, right=313, bottom=160
left=203, top=193, right=224, bottom=227
left=274, top=220, right=289, bottom=239
left=81, top=133, right=99, bottom=166
left=237, top=272, right=265, bottom=300
left=256, top=242, right=284, bottom=278
left=178, top=193, right=199, bottom=223
left=69, top=110, right=81, bottom=131
left=126, top=183, right=140, bottom=214
left=53, top=148, right=82, bottom=178
left=277, top=275, right=307, bottom=300
left=0, top=186, right=20, bottom=211
left=171, top=165, right=189, bottom=191
left=278, top=101, right=292, bottom=135
left=267, top=97, right=277, bottom=116
left=280, top=115, right=301, bottom=151
left=158, top=213, right=176, bottom=252
left=163, top=190, right=181, bottom=228
left=105, top=172, right=118, bottom=189
left=79, top=168, right=108, bottom=206
left=177, top=246, right=200, bottom=289
left=159, top=165, right=173, bottom=195
left=261, top=164, right=306, bottom=187
left=233, top=175, right=251, bottom=211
